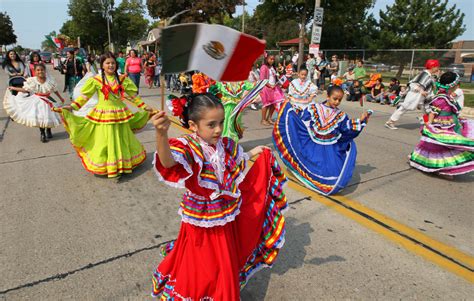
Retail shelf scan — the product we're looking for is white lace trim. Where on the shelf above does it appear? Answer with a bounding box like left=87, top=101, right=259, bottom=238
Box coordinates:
left=152, top=151, right=193, bottom=189
left=176, top=136, right=248, bottom=200
left=178, top=206, right=242, bottom=228
left=23, top=77, right=57, bottom=94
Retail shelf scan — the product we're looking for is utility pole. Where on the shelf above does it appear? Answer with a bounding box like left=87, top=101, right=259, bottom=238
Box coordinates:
left=242, top=2, right=245, bottom=33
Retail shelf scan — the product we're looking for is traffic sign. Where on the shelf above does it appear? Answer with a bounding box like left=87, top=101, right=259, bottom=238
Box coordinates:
left=311, top=25, right=322, bottom=44
left=314, top=7, right=324, bottom=25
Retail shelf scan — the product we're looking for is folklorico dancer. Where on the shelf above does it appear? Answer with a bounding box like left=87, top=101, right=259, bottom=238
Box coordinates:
left=409, top=71, right=474, bottom=177
left=273, top=86, right=371, bottom=195
left=259, top=54, right=285, bottom=126
left=213, top=81, right=254, bottom=142
left=4, top=63, right=65, bottom=143
left=58, top=52, right=154, bottom=178
left=151, top=93, right=287, bottom=300
left=287, top=67, right=318, bottom=112
left=385, top=59, right=440, bottom=130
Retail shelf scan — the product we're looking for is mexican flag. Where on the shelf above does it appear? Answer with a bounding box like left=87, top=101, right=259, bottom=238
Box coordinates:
left=46, top=35, right=64, bottom=49
left=161, top=23, right=266, bottom=82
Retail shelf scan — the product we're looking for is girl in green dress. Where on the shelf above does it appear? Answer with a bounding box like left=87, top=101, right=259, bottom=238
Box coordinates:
left=214, top=81, right=254, bottom=142
left=60, top=52, right=154, bottom=178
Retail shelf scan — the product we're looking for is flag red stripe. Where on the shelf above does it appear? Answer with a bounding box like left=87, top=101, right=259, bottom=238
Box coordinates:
left=220, top=34, right=266, bottom=82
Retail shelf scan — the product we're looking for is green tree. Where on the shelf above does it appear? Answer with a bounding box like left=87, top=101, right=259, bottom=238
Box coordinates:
left=251, top=0, right=375, bottom=70
left=60, top=0, right=149, bottom=52
left=112, top=0, right=149, bottom=51
left=369, top=0, right=465, bottom=77
left=0, top=12, right=17, bottom=46
left=146, top=0, right=243, bottom=24
left=60, top=0, right=110, bottom=50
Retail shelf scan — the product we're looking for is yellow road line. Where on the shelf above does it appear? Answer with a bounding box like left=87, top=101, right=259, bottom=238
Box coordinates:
left=166, top=115, right=474, bottom=283
left=285, top=174, right=474, bottom=283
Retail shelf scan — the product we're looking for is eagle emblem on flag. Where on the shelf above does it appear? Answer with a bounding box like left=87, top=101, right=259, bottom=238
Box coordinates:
left=203, top=41, right=227, bottom=60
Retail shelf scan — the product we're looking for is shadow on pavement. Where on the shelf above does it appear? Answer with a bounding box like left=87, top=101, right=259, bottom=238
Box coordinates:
left=241, top=217, right=345, bottom=300
left=396, top=122, right=422, bottom=130
left=341, top=163, right=378, bottom=194
left=117, top=152, right=155, bottom=183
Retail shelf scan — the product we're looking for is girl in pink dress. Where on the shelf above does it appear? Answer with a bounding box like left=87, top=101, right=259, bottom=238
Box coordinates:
left=259, top=55, right=284, bottom=126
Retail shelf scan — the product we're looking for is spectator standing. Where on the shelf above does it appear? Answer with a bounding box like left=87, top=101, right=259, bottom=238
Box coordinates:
left=291, top=51, right=299, bottom=72
left=125, top=49, right=143, bottom=92
left=144, top=55, right=156, bottom=89
left=316, top=52, right=328, bottom=91
left=62, top=50, right=83, bottom=101
left=2, top=50, right=27, bottom=95
left=28, top=52, right=43, bottom=77
left=116, top=51, right=126, bottom=75
left=154, top=62, right=162, bottom=88
left=327, top=55, right=339, bottom=76
left=306, top=53, right=316, bottom=84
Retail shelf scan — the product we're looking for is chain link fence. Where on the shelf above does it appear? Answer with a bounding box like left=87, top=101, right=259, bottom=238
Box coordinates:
left=267, top=48, right=474, bottom=83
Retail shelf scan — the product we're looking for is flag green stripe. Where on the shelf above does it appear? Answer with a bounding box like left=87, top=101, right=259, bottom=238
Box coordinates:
left=161, top=24, right=199, bottom=74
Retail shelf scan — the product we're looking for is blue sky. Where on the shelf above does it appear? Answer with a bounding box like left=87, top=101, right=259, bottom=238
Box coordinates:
left=1, top=0, right=472, bottom=49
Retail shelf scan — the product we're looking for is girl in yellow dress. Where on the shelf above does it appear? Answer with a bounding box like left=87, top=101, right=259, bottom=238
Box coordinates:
left=61, top=52, right=154, bottom=178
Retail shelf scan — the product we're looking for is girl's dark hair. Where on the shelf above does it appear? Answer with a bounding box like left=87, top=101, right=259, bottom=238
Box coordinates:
left=328, top=85, right=344, bottom=96
left=309, top=53, right=315, bottom=58
left=183, top=93, right=224, bottom=128
left=264, top=55, right=275, bottom=66
left=299, top=66, right=308, bottom=72
left=2, top=50, right=24, bottom=69
left=99, top=52, right=123, bottom=94
left=30, top=52, right=41, bottom=62
left=439, top=71, right=457, bottom=85
left=68, top=50, right=75, bottom=56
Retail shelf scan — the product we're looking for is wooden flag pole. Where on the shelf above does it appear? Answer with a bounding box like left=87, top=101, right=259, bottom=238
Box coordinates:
left=160, top=75, right=166, bottom=111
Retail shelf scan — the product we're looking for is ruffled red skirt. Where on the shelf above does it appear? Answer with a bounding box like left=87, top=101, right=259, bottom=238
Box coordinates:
left=151, top=150, right=287, bottom=300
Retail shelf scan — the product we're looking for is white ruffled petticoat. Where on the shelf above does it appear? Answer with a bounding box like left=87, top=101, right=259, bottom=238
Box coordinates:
left=3, top=90, right=61, bottom=128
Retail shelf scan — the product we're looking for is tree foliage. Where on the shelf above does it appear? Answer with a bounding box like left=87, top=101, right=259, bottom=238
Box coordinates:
left=112, top=0, right=149, bottom=50
left=60, top=0, right=148, bottom=52
left=372, top=0, right=465, bottom=49
left=320, top=0, right=375, bottom=49
left=0, top=12, right=17, bottom=46
left=146, top=0, right=243, bottom=24
left=367, top=0, right=465, bottom=76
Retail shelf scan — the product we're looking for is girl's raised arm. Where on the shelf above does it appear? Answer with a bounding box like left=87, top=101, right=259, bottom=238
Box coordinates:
left=152, top=111, right=177, bottom=168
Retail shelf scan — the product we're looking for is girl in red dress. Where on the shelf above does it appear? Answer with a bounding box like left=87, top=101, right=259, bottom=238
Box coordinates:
left=150, top=93, right=288, bottom=300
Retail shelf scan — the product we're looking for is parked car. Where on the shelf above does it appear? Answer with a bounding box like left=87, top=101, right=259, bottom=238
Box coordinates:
left=40, top=51, right=52, bottom=63
left=447, top=63, right=465, bottom=78
left=375, top=63, right=391, bottom=72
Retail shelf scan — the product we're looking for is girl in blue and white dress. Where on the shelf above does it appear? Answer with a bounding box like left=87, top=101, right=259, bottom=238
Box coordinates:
left=274, top=85, right=371, bottom=195
left=287, top=68, right=318, bottom=113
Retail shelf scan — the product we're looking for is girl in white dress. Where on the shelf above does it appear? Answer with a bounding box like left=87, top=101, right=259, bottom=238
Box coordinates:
left=4, top=64, right=65, bottom=142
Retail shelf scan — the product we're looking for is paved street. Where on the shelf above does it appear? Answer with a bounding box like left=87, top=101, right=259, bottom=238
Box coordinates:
left=1, top=66, right=472, bottom=300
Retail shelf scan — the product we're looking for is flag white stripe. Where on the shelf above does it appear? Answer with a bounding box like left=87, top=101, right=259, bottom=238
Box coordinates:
left=188, top=24, right=242, bottom=80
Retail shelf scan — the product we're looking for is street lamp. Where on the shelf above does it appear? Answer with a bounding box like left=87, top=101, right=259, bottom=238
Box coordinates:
left=92, top=0, right=113, bottom=52
left=165, top=9, right=203, bottom=26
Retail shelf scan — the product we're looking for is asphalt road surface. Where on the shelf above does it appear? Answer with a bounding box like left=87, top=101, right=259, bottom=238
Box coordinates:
left=1, top=66, right=472, bottom=300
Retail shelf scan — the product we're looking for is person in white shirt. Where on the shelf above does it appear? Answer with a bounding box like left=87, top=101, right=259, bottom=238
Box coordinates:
left=452, top=84, right=464, bottom=109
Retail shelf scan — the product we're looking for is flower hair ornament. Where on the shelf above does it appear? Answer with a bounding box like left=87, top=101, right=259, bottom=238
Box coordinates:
left=166, top=94, right=190, bottom=127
